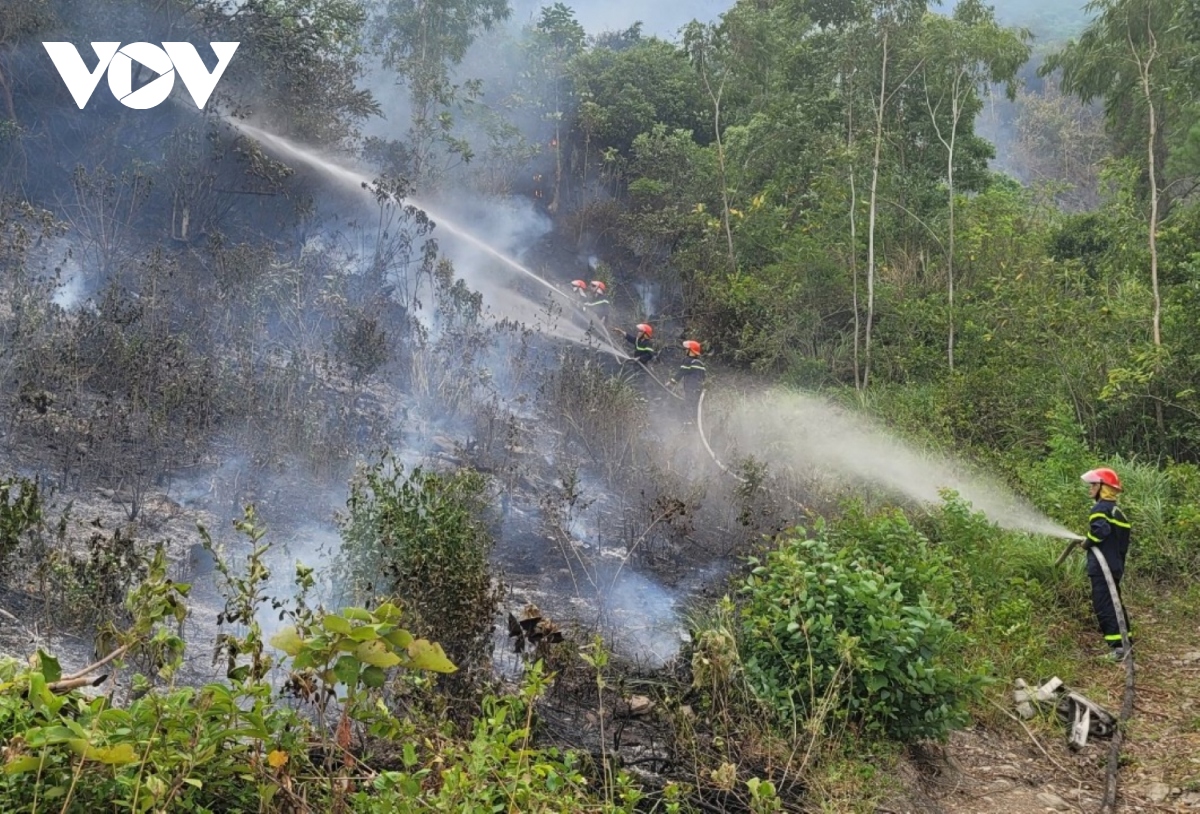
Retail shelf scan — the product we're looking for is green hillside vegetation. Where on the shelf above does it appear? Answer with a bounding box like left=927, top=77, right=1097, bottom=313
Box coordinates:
left=1, top=0, right=1199, bottom=810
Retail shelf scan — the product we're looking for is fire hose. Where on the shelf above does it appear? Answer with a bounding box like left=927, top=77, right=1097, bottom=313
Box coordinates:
left=696, top=389, right=747, bottom=484
left=1058, top=538, right=1134, bottom=813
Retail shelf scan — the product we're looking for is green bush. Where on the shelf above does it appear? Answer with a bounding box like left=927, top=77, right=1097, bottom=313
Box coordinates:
left=337, top=454, right=501, bottom=678
left=739, top=522, right=983, bottom=743
left=0, top=475, right=44, bottom=579
left=918, top=495, right=1079, bottom=681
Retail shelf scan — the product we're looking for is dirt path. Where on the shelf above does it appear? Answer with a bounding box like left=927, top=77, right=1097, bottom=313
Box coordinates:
left=895, top=587, right=1200, bottom=814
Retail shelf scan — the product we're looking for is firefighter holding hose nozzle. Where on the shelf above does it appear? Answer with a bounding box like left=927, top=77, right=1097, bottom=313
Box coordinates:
left=1079, top=467, right=1134, bottom=662
left=669, top=340, right=706, bottom=424
left=613, top=323, right=655, bottom=365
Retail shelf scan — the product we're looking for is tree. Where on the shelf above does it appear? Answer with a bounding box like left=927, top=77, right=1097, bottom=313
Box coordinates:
left=528, top=3, right=585, bottom=213
left=1011, top=75, right=1108, bottom=210
left=568, top=37, right=708, bottom=158
left=188, top=0, right=381, bottom=147
left=1044, top=0, right=1195, bottom=353
left=371, top=0, right=511, bottom=186
left=684, top=21, right=737, bottom=272
left=0, top=0, right=55, bottom=180
left=859, top=0, right=928, bottom=390
left=920, top=0, right=1029, bottom=371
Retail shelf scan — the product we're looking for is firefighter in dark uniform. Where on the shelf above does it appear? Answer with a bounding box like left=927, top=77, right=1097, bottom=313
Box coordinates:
left=1080, top=467, right=1133, bottom=661
left=613, top=323, right=655, bottom=365
left=582, top=280, right=610, bottom=326
left=669, top=340, right=706, bottom=423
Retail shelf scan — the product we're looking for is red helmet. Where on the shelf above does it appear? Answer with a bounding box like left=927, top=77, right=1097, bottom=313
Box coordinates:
left=1081, top=468, right=1121, bottom=490
left=682, top=340, right=701, bottom=355
left=636, top=323, right=653, bottom=337
left=590, top=280, right=606, bottom=294
left=571, top=279, right=587, bottom=291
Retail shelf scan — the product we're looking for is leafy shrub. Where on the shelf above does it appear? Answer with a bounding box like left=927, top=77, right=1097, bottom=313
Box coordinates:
left=918, top=495, right=1078, bottom=680
left=0, top=475, right=44, bottom=579
left=739, top=524, right=983, bottom=742
left=337, top=453, right=501, bottom=679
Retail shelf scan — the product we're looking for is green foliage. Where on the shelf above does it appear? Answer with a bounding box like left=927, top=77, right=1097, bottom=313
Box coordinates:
left=0, top=507, right=665, bottom=813
left=40, top=525, right=149, bottom=629
left=570, top=38, right=709, bottom=156
left=917, top=494, right=1078, bottom=681
left=739, top=520, right=983, bottom=743
left=337, top=453, right=500, bottom=676
left=0, top=475, right=43, bottom=578
left=0, top=510, right=488, bottom=814
left=348, top=660, right=654, bottom=813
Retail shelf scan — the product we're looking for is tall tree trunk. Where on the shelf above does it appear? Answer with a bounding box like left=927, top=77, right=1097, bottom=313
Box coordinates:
left=851, top=167, right=861, bottom=390
left=865, top=29, right=889, bottom=391
left=847, top=67, right=861, bottom=391
left=1133, top=24, right=1163, bottom=432
left=702, top=69, right=736, bottom=272
left=946, top=88, right=957, bottom=373
left=549, top=80, right=562, bottom=214
left=1136, top=41, right=1159, bottom=349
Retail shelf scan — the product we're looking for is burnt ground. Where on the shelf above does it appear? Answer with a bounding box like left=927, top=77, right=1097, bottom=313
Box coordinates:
left=4, top=228, right=1195, bottom=811
left=4, top=371, right=1200, bottom=813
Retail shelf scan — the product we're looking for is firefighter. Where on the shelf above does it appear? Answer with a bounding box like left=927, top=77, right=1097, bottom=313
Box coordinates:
left=669, top=340, right=706, bottom=423
left=581, top=280, right=610, bottom=325
left=1080, top=467, right=1133, bottom=661
left=613, top=323, right=655, bottom=365
left=570, top=279, right=589, bottom=301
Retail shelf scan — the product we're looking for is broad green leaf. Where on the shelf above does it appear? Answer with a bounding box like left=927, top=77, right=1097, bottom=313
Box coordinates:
left=333, top=655, right=360, bottom=686
left=36, top=650, right=62, bottom=683
left=407, top=639, right=457, bottom=673
left=269, top=626, right=305, bottom=657
left=354, top=641, right=401, bottom=669
left=3, top=756, right=42, bottom=775
left=322, top=615, right=353, bottom=636
left=25, top=725, right=76, bottom=746
left=383, top=629, right=413, bottom=649
left=67, top=739, right=139, bottom=765
left=349, top=624, right=382, bottom=642
left=341, top=607, right=372, bottom=622
left=361, top=665, right=387, bottom=688
left=374, top=602, right=402, bottom=623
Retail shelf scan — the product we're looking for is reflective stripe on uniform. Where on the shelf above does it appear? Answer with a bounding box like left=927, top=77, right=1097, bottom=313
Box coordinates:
left=1089, top=510, right=1130, bottom=529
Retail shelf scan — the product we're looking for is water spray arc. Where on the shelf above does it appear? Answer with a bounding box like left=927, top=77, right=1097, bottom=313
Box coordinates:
left=225, top=120, right=630, bottom=360
left=226, top=118, right=1079, bottom=546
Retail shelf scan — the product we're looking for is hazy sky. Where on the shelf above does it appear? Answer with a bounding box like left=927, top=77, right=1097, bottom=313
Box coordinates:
left=509, top=0, right=734, bottom=40
left=508, top=0, right=1090, bottom=40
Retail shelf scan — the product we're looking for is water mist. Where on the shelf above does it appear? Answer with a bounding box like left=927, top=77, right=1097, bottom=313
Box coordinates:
left=713, top=389, right=1080, bottom=539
